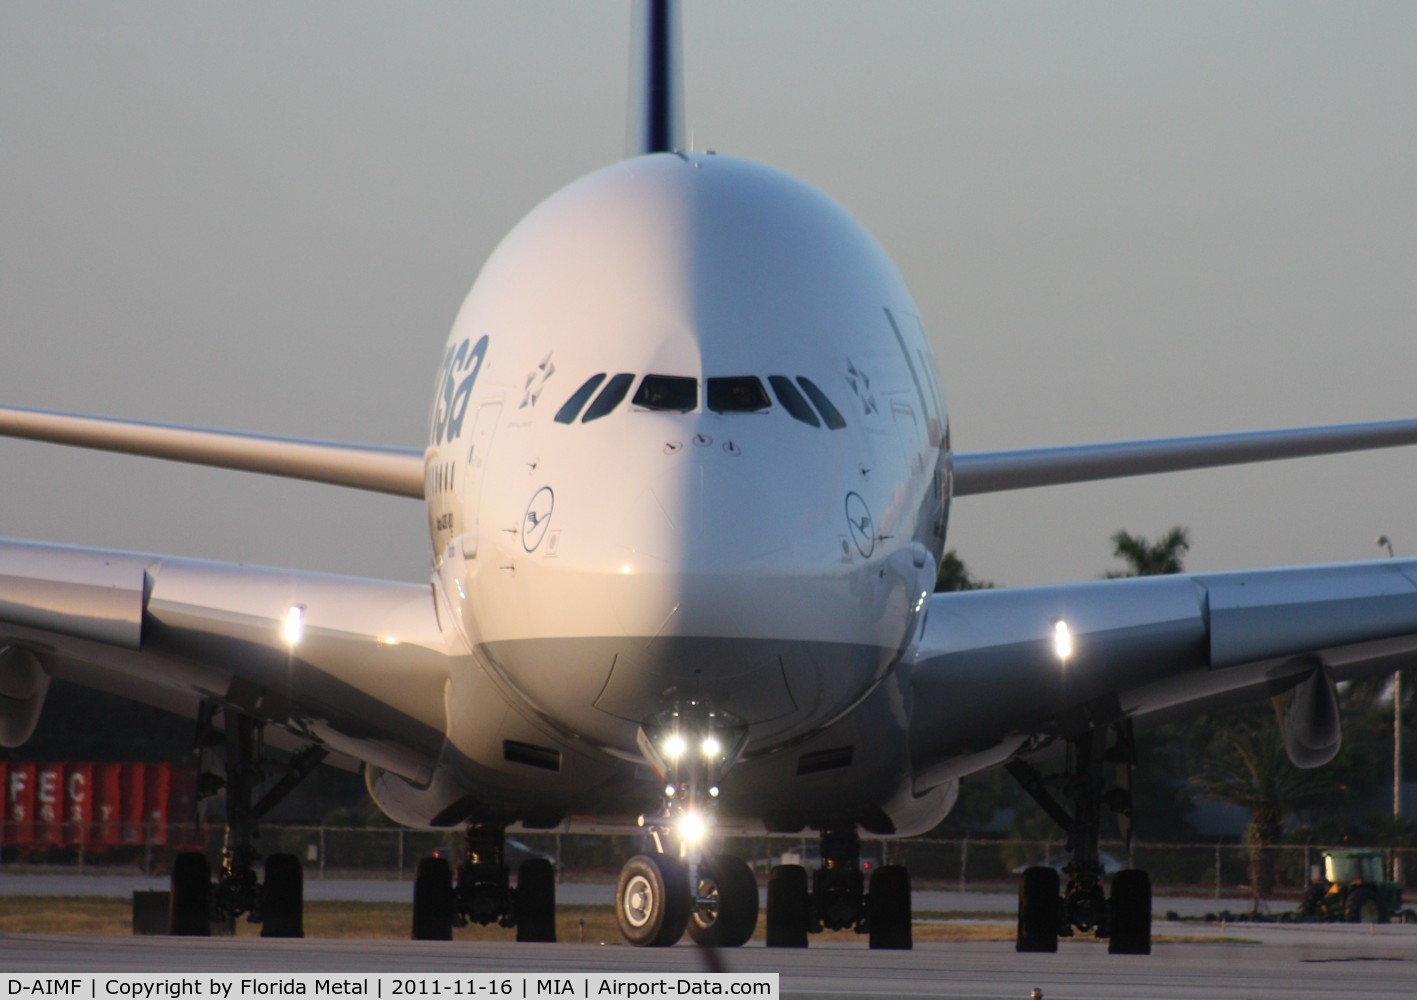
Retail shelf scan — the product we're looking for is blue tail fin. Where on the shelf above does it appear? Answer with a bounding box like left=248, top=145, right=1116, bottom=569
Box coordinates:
left=627, top=0, right=683, bottom=155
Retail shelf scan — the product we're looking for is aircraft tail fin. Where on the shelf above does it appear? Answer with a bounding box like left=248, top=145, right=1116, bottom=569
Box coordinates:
left=627, top=0, right=683, bottom=156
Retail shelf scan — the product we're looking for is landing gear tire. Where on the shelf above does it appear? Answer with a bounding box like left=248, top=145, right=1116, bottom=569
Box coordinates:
left=168, top=851, right=212, bottom=937
left=411, top=856, right=455, bottom=941
left=1016, top=866, right=1059, bottom=953
left=867, top=865, right=912, bottom=950
left=260, top=853, right=304, bottom=939
left=515, top=858, right=557, bottom=943
left=617, top=854, right=691, bottom=947
left=765, top=864, right=810, bottom=948
left=1108, top=869, right=1151, bottom=954
left=687, top=854, right=759, bottom=948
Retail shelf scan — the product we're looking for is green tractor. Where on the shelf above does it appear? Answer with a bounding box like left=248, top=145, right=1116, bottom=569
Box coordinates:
left=1298, top=850, right=1409, bottom=923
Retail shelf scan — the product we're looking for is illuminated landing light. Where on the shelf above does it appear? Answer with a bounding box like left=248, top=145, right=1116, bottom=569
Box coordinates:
left=1052, top=618, right=1073, bottom=662
left=619, top=564, right=632, bottom=575
left=678, top=811, right=707, bottom=845
left=283, top=605, right=306, bottom=646
left=378, top=635, right=400, bottom=646
left=701, top=736, right=722, bottom=758
left=664, top=735, right=687, bottom=760
left=665, top=785, right=676, bottom=797
left=709, top=786, right=720, bottom=798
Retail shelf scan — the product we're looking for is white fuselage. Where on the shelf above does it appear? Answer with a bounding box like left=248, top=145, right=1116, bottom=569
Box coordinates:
left=407, top=153, right=950, bottom=833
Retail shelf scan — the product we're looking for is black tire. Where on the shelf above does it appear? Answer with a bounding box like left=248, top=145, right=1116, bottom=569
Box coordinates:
left=1108, top=869, right=1152, bottom=955
left=616, top=854, right=691, bottom=947
left=412, top=856, right=455, bottom=941
left=1016, top=865, right=1059, bottom=953
left=168, top=851, right=212, bottom=936
left=867, top=865, right=912, bottom=950
left=1345, top=886, right=1385, bottom=924
left=515, top=858, right=557, bottom=943
left=765, top=864, right=810, bottom=948
left=261, top=853, right=304, bottom=938
left=687, top=854, right=759, bottom=948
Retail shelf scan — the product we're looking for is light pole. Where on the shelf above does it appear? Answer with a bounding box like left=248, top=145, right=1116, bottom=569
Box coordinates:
left=1376, top=535, right=1403, bottom=885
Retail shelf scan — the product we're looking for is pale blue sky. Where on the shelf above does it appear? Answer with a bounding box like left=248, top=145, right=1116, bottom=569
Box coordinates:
left=3, top=2, right=1416, bottom=586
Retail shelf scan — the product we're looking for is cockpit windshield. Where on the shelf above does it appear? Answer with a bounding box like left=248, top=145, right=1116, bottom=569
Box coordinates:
left=632, top=375, right=698, bottom=412
left=706, top=376, right=771, bottom=413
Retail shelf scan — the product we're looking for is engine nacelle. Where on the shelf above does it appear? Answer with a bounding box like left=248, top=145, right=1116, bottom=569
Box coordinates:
left=0, top=646, right=49, bottom=748
left=1279, top=664, right=1341, bottom=769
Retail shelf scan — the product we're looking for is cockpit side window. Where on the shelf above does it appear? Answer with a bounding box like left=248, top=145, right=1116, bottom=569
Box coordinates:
left=797, top=377, right=847, bottom=430
left=632, top=375, right=698, bottom=412
left=581, top=372, right=636, bottom=422
left=706, top=376, right=771, bottom=413
left=768, top=375, right=821, bottom=427
left=554, top=374, right=607, bottom=424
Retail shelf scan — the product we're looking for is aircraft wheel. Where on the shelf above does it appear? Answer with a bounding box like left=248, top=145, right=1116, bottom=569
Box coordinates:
left=1108, top=869, right=1152, bottom=954
left=261, top=853, right=305, bottom=938
left=765, top=864, right=810, bottom=948
left=687, top=854, right=759, bottom=948
left=411, top=856, right=455, bottom=941
left=1016, top=865, right=1059, bottom=953
left=515, top=858, right=557, bottom=942
left=867, top=865, right=912, bottom=950
left=616, top=854, right=691, bottom=947
left=168, top=851, right=212, bottom=936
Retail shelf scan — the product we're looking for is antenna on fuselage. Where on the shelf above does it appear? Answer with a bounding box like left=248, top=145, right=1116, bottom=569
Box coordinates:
left=627, top=0, right=684, bottom=156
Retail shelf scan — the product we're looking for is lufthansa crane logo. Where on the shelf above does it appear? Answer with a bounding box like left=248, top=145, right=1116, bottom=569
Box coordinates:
left=845, top=492, right=874, bottom=558
left=523, top=487, right=555, bottom=552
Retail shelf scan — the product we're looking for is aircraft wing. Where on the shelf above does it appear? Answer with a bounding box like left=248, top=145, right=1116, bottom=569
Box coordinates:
left=0, top=405, right=426, bottom=498
left=951, top=418, right=1417, bottom=495
left=0, top=538, right=454, bottom=783
left=906, top=558, right=1417, bottom=790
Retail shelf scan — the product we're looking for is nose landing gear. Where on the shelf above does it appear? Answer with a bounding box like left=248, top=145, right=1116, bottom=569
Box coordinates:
left=615, top=711, right=758, bottom=947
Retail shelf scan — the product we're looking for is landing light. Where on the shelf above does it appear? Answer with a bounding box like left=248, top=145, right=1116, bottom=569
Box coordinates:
left=283, top=605, right=305, bottom=646
left=664, top=735, right=687, bottom=759
left=678, top=811, right=707, bottom=844
left=701, top=736, right=721, bottom=758
left=1052, top=618, right=1073, bottom=662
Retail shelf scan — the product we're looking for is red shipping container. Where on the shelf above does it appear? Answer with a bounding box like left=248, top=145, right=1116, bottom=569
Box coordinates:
left=119, top=763, right=145, bottom=846
left=35, top=763, right=65, bottom=846
left=143, top=763, right=171, bottom=845
left=64, top=762, right=94, bottom=847
left=6, top=761, right=37, bottom=848
left=92, top=763, right=122, bottom=848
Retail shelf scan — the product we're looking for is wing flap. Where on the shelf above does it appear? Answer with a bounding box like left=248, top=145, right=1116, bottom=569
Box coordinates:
left=0, top=538, right=455, bottom=782
left=908, top=559, right=1417, bottom=784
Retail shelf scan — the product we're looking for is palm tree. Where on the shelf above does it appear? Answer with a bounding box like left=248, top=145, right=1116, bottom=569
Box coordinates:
left=1106, top=527, right=1190, bottom=577
left=935, top=550, right=994, bottom=592
left=1190, top=710, right=1334, bottom=909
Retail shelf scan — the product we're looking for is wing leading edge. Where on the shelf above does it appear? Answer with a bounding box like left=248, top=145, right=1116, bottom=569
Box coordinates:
left=951, top=417, right=1417, bottom=495
left=0, top=405, right=425, bottom=498
left=907, top=558, right=1417, bottom=792
left=0, top=538, right=455, bottom=783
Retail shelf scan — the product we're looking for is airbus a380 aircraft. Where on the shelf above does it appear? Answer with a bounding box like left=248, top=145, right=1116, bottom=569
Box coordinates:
left=4, top=1, right=1417, bottom=953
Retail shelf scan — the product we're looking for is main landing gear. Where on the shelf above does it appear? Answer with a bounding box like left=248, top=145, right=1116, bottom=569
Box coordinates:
left=169, top=705, right=326, bottom=937
left=1007, top=722, right=1152, bottom=955
left=763, top=829, right=912, bottom=950
left=410, top=824, right=557, bottom=942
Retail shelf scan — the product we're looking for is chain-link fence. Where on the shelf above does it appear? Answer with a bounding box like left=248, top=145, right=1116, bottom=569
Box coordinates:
left=3, top=824, right=1414, bottom=902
